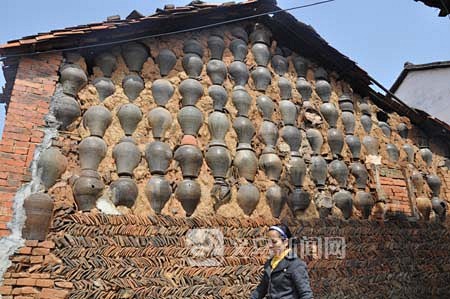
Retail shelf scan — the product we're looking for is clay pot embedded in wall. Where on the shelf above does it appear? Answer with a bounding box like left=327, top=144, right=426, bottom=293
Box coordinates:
left=310, top=155, right=327, bottom=187
left=83, top=105, right=112, bottom=138
left=183, top=39, right=203, bottom=57
left=156, top=49, right=177, bottom=76
left=360, top=114, right=372, bottom=133
left=426, top=174, right=441, bottom=197
left=259, top=152, right=282, bottom=181
left=206, top=145, right=231, bottom=179
left=145, top=175, right=172, bottom=214
left=288, top=156, right=306, bottom=187
left=329, top=159, right=349, bottom=189
left=251, top=43, right=271, bottom=66
left=122, top=74, right=144, bottom=101
left=411, top=171, right=424, bottom=195
left=345, top=135, right=361, bottom=160
left=397, top=122, right=409, bottom=139
left=234, top=149, right=258, bottom=181
left=341, top=111, right=355, bottom=135
left=52, top=94, right=81, bottom=130
left=271, top=55, right=288, bottom=76
left=281, top=126, right=302, bottom=154
left=259, top=121, right=279, bottom=149
left=278, top=77, right=292, bottom=100
left=237, top=182, right=260, bottom=216
left=293, top=56, right=309, bottom=78
left=266, top=184, right=286, bottom=218
left=362, top=136, right=379, bottom=156
left=402, top=144, right=414, bottom=163
left=315, top=79, right=331, bottom=103
left=279, top=100, right=297, bottom=126
left=93, top=77, right=115, bottom=102
left=386, top=143, right=400, bottom=162
left=117, top=103, right=142, bottom=136
left=232, top=87, right=252, bottom=117
left=60, top=63, right=88, bottom=96
left=327, top=128, right=344, bottom=158
left=350, top=162, right=368, bottom=189
left=179, top=78, right=204, bottom=107
left=233, top=116, right=255, bottom=148
left=338, top=94, right=354, bottom=112
left=94, top=52, right=117, bottom=77
left=229, top=61, right=249, bottom=86
left=152, top=79, right=174, bottom=106
left=355, top=191, right=374, bottom=219
left=207, top=59, right=227, bottom=85
left=177, top=106, right=204, bottom=137
left=231, top=26, right=249, bottom=42
left=211, top=178, right=232, bottom=211
left=208, top=85, right=228, bottom=112
left=78, top=136, right=107, bottom=171
left=320, top=103, right=339, bottom=128
left=288, top=188, right=311, bottom=213
left=122, top=42, right=149, bottom=72
left=110, top=177, right=138, bottom=208
left=182, top=53, right=203, bottom=78
left=306, top=128, right=323, bottom=156
left=174, top=145, right=203, bottom=178
left=147, top=107, right=172, bottom=140
left=296, top=77, right=312, bottom=102
left=22, top=193, right=53, bottom=241
left=251, top=66, right=271, bottom=92
left=208, top=111, right=230, bottom=146
left=416, top=196, right=431, bottom=221
left=37, top=147, right=68, bottom=191
left=208, top=35, right=225, bottom=60
left=144, top=141, right=172, bottom=175
left=176, top=178, right=202, bottom=216
left=229, top=39, right=248, bottom=62
left=249, top=25, right=271, bottom=45
left=378, top=121, right=391, bottom=138
left=72, top=169, right=104, bottom=211
left=431, top=196, right=447, bottom=222
left=112, top=138, right=141, bottom=176
left=333, top=189, right=353, bottom=219
left=419, top=148, right=433, bottom=167
left=359, top=102, right=371, bottom=115
left=256, top=95, right=274, bottom=121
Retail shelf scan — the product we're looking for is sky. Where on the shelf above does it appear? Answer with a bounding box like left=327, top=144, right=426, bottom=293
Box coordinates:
left=0, top=0, right=449, bottom=137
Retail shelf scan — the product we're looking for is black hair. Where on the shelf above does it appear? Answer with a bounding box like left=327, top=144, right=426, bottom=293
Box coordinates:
left=270, top=224, right=292, bottom=240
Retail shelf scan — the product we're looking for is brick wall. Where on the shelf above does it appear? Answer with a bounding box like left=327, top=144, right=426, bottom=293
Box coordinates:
left=379, top=166, right=412, bottom=216
left=0, top=53, right=62, bottom=237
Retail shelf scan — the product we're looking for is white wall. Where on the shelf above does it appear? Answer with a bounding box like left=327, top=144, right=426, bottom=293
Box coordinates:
left=394, top=67, right=450, bottom=125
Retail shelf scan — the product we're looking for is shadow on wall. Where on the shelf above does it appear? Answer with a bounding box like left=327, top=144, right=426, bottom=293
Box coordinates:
left=0, top=103, right=5, bottom=139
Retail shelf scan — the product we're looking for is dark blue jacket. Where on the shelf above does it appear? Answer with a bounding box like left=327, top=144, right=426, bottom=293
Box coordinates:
left=250, top=253, right=313, bottom=299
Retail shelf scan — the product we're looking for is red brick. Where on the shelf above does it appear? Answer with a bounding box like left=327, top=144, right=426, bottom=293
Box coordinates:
left=17, top=246, right=32, bottom=255
left=0, top=229, right=11, bottom=237
left=3, top=278, right=17, bottom=285
left=29, top=255, right=43, bottom=264
left=16, top=278, right=36, bottom=286
left=54, top=281, right=73, bottom=289
left=32, top=247, right=50, bottom=255
left=37, top=241, right=55, bottom=249
left=25, top=240, right=39, bottom=247
left=30, top=273, right=50, bottom=279
left=35, top=279, right=54, bottom=288
left=11, top=273, right=32, bottom=278
left=39, top=288, right=69, bottom=299
left=15, top=297, right=35, bottom=299
left=0, top=285, right=12, bottom=295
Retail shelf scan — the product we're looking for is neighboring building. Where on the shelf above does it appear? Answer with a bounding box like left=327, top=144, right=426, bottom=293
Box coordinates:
left=391, top=61, right=450, bottom=125
left=0, top=1, right=449, bottom=298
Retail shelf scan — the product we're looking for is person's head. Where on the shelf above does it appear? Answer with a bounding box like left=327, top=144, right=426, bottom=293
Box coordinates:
left=267, top=224, right=292, bottom=256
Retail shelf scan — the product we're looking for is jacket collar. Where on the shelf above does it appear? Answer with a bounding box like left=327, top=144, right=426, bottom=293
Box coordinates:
left=265, top=251, right=298, bottom=274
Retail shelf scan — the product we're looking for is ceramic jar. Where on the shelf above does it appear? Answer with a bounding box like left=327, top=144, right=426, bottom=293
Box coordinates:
left=360, top=115, right=372, bottom=133
left=426, top=174, right=441, bottom=197
left=144, top=141, right=172, bottom=175
left=230, top=39, right=248, bottom=62
left=147, top=107, right=172, bottom=140
left=328, top=128, right=344, bottom=158
left=345, top=135, right=361, bottom=160
left=152, top=79, right=174, bottom=106
left=296, top=77, right=312, bottom=102
left=355, top=191, right=373, bottom=219
left=208, top=111, right=230, bottom=146
left=287, top=156, right=306, bottom=187
left=176, top=179, right=201, bottom=216
left=251, top=66, right=271, bottom=91
left=306, top=128, right=323, bottom=156
left=110, top=177, right=138, bottom=208
left=256, top=95, right=274, bottom=120
left=320, top=103, right=338, bottom=128
left=52, top=94, right=81, bottom=130
left=121, top=42, right=148, bottom=72
left=378, top=121, right=391, bottom=138
left=278, top=77, right=292, bottom=100
left=72, top=169, right=104, bottom=211
left=411, top=171, right=425, bottom=195
left=279, top=100, right=297, bottom=126
left=37, top=147, right=68, bottom=190
left=234, top=149, right=258, bottom=181
left=333, top=190, right=353, bottom=219
left=266, top=184, right=286, bottom=218
left=329, top=159, right=349, bottom=188
left=259, top=153, right=282, bottom=181
left=117, top=103, right=142, bottom=136
left=122, top=74, right=144, bottom=101
left=182, top=53, right=203, bottom=78
left=419, top=148, right=433, bottom=167
left=229, top=61, right=249, bottom=86
left=156, top=49, right=177, bottom=76
left=251, top=43, right=270, bottom=66
left=237, top=183, right=260, bottom=216
left=232, top=87, right=252, bottom=117
left=386, top=143, right=400, bottom=162
left=231, top=26, right=249, bottom=42
left=293, top=56, right=308, bottom=78
left=93, top=77, right=115, bottom=102
left=208, top=35, right=225, bottom=60
left=233, top=116, right=255, bottom=148
left=350, top=162, right=368, bottom=189
left=311, top=155, right=327, bottom=187
left=178, top=106, right=204, bottom=137
left=402, top=144, right=414, bottom=163
left=183, top=39, right=203, bottom=57
left=362, top=136, right=379, bottom=155
left=174, top=145, right=203, bottom=178
left=22, top=193, right=53, bottom=240
left=315, top=78, right=331, bottom=103
left=431, top=197, right=447, bottom=222
left=83, top=105, right=112, bottom=138
left=94, top=52, right=117, bottom=77
left=78, top=136, right=107, bottom=170
left=281, top=126, right=301, bottom=154
left=112, top=138, right=141, bottom=176
left=145, top=175, right=172, bottom=214
left=249, top=26, right=271, bottom=45
left=259, top=121, right=278, bottom=149
left=60, top=64, right=87, bottom=96
left=338, top=94, right=354, bottom=112
left=207, top=60, right=227, bottom=85
left=179, top=78, right=204, bottom=107
left=208, top=85, right=228, bottom=111
left=206, top=145, right=231, bottom=179
left=341, top=111, right=355, bottom=135
left=288, top=188, right=311, bottom=213
left=397, top=122, right=408, bottom=139
left=271, top=55, right=288, bottom=76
